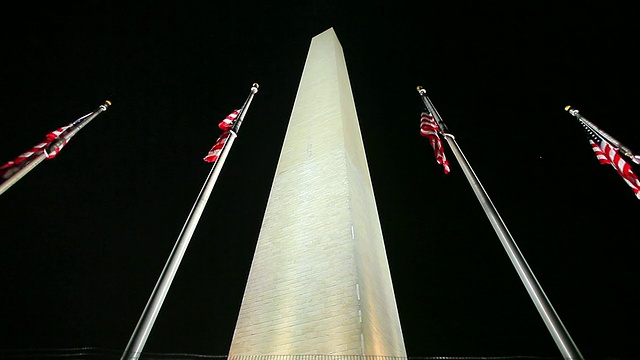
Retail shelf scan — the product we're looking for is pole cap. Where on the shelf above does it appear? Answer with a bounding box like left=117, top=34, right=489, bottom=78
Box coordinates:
left=251, top=83, right=259, bottom=93
left=565, top=105, right=580, bottom=117
left=99, top=100, right=112, bottom=111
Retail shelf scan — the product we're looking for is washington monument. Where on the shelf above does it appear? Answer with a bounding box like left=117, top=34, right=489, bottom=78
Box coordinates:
left=228, top=28, right=406, bottom=357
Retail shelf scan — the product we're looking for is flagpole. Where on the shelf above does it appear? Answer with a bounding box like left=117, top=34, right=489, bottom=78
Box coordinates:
left=565, top=105, right=640, bottom=164
left=121, top=83, right=259, bottom=360
left=0, top=101, right=111, bottom=197
left=417, top=86, right=583, bottom=360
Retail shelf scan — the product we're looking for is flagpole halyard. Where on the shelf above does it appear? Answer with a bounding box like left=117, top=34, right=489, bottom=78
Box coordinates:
left=417, top=87, right=583, bottom=360
left=121, top=84, right=259, bottom=360
left=0, top=100, right=111, bottom=197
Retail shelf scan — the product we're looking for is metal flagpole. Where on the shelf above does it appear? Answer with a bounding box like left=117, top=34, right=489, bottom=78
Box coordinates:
left=0, top=100, right=111, bottom=196
left=565, top=105, right=640, bottom=164
left=121, top=83, right=259, bottom=360
left=417, top=86, right=583, bottom=360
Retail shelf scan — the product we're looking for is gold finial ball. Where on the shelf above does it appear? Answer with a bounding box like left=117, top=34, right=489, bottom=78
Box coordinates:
left=564, top=105, right=572, bottom=111
left=416, top=86, right=424, bottom=91
left=105, top=100, right=112, bottom=106
left=253, top=83, right=260, bottom=89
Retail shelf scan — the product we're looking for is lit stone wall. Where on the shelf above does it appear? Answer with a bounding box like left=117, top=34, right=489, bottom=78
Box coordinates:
left=228, top=28, right=406, bottom=357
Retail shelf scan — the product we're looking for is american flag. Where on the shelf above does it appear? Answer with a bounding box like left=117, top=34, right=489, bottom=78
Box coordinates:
left=204, top=110, right=241, bottom=163
left=218, top=110, right=239, bottom=131
left=0, top=124, right=72, bottom=179
left=203, top=131, right=231, bottom=163
left=581, top=121, right=640, bottom=199
left=420, top=111, right=450, bottom=174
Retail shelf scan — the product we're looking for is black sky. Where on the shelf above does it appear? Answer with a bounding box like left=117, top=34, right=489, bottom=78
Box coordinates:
left=1, top=2, right=638, bottom=359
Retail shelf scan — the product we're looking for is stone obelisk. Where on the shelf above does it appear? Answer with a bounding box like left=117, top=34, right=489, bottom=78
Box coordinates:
left=228, top=28, right=406, bottom=357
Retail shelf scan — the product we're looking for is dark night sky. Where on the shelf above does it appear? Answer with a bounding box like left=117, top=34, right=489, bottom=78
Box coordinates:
left=1, top=2, right=638, bottom=359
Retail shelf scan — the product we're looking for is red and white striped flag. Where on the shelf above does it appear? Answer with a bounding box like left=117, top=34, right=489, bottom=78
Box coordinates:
left=204, top=131, right=231, bottom=162
left=583, top=122, right=640, bottom=199
left=0, top=124, right=72, bottom=178
left=420, top=111, right=450, bottom=174
left=218, top=110, right=239, bottom=131
left=203, top=131, right=231, bottom=163
left=204, top=110, right=241, bottom=163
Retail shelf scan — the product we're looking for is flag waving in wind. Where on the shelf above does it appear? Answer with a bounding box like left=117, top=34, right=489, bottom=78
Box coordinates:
left=0, top=101, right=109, bottom=196
left=0, top=123, right=73, bottom=179
left=204, top=110, right=239, bottom=163
left=218, top=109, right=239, bottom=131
left=420, top=111, right=450, bottom=174
left=566, top=106, right=640, bottom=199
left=581, top=121, right=640, bottom=199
